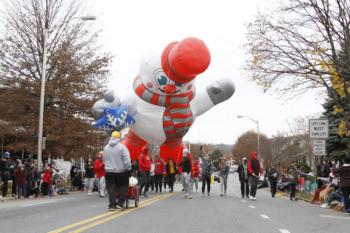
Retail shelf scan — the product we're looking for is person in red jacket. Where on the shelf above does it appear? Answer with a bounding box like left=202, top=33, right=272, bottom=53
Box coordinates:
left=154, top=155, right=165, bottom=193
left=42, top=166, right=51, bottom=196
left=247, top=151, right=262, bottom=200
left=94, top=151, right=106, bottom=197
left=138, top=145, right=151, bottom=197
left=191, top=159, right=200, bottom=192
left=15, top=163, right=25, bottom=198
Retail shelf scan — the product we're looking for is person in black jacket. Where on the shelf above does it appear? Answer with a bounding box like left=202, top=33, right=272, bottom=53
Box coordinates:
left=166, top=159, right=177, bottom=193
left=0, top=157, right=10, bottom=197
left=181, top=149, right=192, bottom=199
left=247, top=151, right=262, bottom=200
left=84, top=158, right=95, bottom=196
left=238, top=158, right=249, bottom=198
left=267, top=164, right=278, bottom=198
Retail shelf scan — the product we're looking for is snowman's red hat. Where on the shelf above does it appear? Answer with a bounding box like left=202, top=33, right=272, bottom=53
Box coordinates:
left=161, top=37, right=211, bottom=84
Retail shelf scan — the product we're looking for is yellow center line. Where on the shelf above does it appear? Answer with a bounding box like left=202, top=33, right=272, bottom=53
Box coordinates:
left=48, top=193, right=175, bottom=233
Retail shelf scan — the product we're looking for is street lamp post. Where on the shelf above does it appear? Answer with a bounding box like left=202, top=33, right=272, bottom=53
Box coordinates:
left=37, top=16, right=96, bottom=171
left=237, top=115, right=260, bottom=160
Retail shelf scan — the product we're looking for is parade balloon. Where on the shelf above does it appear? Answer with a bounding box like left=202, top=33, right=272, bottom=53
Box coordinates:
left=92, top=37, right=235, bottom=161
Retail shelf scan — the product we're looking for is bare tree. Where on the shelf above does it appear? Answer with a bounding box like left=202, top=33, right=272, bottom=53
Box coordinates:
left=245, top=0, right=350, bottom=153
left=233, top=131, right=271, bottom=165
left=0, top=0, right=112, bottom=158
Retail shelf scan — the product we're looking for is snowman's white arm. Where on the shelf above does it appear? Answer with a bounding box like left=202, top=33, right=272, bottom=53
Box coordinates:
left=190, top=78, right=235, bottom=117
left=190, top=89, right=215, bottom=117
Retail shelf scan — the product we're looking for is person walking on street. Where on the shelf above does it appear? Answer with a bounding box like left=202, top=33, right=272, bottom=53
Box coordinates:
left=200, top=155, right=213, bottom=197
left=94, top=151, right=106, bottom=197
left=84, top=158, right=95, bottom=196
left=154, top=155, right=165, bottom=193
left=150, top=160, right=155, bottom=192
left=166, top=158, right=177, bottom=192
left=219, top=157, right=230, bottom=196
left=247, top=151, right=262, bottom=200
left=336, top=156, right=350, bottom=214
left=191, top=159, right=200, bottom=192
left=238, top=158, right=249, bottom=198
left=104, top=131, right=132, bottom=211
left=267, top=164, right=278, bottom=198
left=281, top=165, right=298, bottom=201
left=181, top=148, right=192, bottom=199
left=138, top=145, right=151, bottom=198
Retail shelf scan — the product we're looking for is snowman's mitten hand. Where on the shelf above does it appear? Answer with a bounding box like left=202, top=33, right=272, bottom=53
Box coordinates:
left=206, top=79, right=235, bottom=105
left=92, top=92, right=121, bottom=120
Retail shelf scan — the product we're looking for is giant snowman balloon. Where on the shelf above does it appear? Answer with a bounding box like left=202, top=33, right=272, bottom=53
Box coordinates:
left=92, top=37, right=235, bottom=162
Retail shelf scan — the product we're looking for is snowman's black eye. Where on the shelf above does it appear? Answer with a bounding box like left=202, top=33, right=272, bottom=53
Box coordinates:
left=157, top=75, right=168, bottom=85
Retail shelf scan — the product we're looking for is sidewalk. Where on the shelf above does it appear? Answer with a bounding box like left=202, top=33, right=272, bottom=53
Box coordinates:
left=0, top=191, right=81, bottom=203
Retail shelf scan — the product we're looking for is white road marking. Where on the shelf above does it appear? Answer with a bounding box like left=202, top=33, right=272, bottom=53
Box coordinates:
left=21, top=200, right=57, bottom=207
left=260, top=214, right=270, bottom=219
left=279, top=229, right=290, bottom=233
left=249, top=205, right=256, bottom=209
left=319, top=214, right=350, bottom=220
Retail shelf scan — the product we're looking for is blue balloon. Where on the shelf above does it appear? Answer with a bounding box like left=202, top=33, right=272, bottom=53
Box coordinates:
left=93, top=105, right=135, bottom=131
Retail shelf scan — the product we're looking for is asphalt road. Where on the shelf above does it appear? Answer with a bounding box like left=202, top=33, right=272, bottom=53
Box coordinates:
left=0, top=174, right=349, bottom=233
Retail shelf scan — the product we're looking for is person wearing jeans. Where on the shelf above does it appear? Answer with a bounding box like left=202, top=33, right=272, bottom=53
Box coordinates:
left=200, top=155, right=213, bottom=197
left=267, top=164, right=278, bottom=198
left=219, top=157, right=230, bottom=196
left=103, top=131, right=131, bottom=211
left=247, top=151, right=262, bottom=200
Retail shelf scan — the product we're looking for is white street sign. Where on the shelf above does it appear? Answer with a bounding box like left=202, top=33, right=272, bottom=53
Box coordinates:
left=313, top=140, right=326, bottom=156
left=309, top=119, right=329, bottom=139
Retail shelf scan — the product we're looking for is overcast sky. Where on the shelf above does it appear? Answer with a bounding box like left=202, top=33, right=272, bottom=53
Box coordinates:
left=0, top=0, right=324, bottom=145
left=82, top=0, right=325, bottom=145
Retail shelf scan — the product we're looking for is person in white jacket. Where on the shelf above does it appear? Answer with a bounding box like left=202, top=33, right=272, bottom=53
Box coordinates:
left=103, top=131, right=131, bottom=211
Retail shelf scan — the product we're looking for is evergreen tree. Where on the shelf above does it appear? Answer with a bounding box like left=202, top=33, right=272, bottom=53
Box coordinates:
left=323, top=99, right=349, bottom=160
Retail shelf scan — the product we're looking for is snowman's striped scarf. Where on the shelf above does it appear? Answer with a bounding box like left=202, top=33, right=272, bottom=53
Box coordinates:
left=133, top=76, right=194, bottom=143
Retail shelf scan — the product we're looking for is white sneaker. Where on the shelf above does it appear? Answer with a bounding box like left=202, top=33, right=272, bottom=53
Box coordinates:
left=88, top=192, right=92, bottom=196
left=321, top=203, right=330, bottom=208
left=185, top=193, right=189, bottom=198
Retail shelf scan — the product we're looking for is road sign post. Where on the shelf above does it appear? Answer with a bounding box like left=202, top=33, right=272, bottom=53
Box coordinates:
left=312, top=140, right=326, bottom=156
left=309, top=119, right=329, bottom=173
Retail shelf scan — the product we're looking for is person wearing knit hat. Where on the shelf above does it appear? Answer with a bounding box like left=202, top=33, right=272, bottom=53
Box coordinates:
left=103, top=131, right=131, bottom=210
left=247, top=151, right=262, bottom=200
left=111, top=131, right=121, bottom=139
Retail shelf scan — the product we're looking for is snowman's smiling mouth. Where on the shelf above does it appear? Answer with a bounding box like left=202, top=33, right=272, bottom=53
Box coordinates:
left=158, top=88, right=180, bottom=94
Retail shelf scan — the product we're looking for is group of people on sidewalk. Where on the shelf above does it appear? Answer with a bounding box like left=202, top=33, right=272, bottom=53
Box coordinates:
left=0, top=152, right=68, bottom=199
